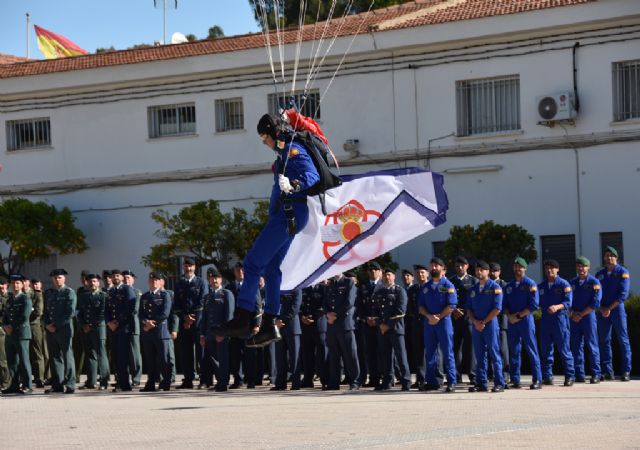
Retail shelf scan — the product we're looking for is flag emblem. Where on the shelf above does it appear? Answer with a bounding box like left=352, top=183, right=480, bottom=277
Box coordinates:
left=321, top=200, right=381, bottom=262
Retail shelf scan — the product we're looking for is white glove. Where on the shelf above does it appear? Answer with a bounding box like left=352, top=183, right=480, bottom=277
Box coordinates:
left=278, top=174, right=294, bottom=194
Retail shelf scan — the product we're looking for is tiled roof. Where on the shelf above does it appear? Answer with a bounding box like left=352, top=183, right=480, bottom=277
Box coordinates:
left=0, top=53, right=32, bottom=65
left=0, top=0, right=595, bottom=79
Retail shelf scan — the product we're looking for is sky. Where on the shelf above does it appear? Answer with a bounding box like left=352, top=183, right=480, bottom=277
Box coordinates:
left=0, top=0, right=261, bottom=59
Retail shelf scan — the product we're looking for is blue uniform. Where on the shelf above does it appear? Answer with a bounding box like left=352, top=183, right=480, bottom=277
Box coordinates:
left=468, top=279, right=504, bottom=388
left=355, top=279, right=382, bottom=387
left=324, top=276, right=360, bottom=389
left=596, top=265, right=631, bottom=376
left=237, top=141, right=319, bottom=316
left=503, top=276, right=542, bottom=384
left=275, top=290, right=302, bottom=390
left=174, top=275, right=208, bottom=385
left=538, top=277, right=575, bottom=380
left=106, top=283, right=137, bottom=390
left=569, top=275, right=601, bottom=379
left=300, top=284, right=328, bottom=387
left=418, top=277, right=457, bottom=386
left=226, top=279, right=247, bottom=387
left=199, top=287, right=234, bottom=390
left=374, top=283, right=411, bottom=389
left=140, top=289, right=173, bottom=390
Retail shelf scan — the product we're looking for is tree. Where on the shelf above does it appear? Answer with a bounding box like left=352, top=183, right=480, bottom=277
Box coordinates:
left=0, top=198, right=88, bottom=277
left=96, top=46, right=116, bottom=54
left=142, top=200, right=269, bottom=274
left=442, top=220, right=537, bottom=272
left=207, top=25, right=225, bottom=39
left=248, top=0, right=408, bottom=29
left=185, top=33, right=198, bottom=42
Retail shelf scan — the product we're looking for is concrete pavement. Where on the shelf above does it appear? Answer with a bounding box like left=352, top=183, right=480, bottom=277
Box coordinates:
left=1, top=377, right=639, bottom=449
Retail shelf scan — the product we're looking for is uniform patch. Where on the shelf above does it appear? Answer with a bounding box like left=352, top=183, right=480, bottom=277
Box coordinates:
left=622, top=273, right=629, bottom=279
left=288, top=148, right=300, bottom=158
left=539, top=289, right=544, bottom=295
left=506, top=287, right=512, bottom=294
left=530, top=286, right=537, bottom=292
left=470, top=290, right=476, bottom=298
left=597, top=274, right=604, bottom=280
left=564, top=287, right=572, bottom=293
left=448, top=288, right=455, bottom=294
left=495, top=289, right=502, bottom=294
left=593, top=284, right=601, bottom=291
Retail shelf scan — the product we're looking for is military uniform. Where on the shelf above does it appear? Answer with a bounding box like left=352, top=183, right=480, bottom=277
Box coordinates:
left=3, top=289, right=32, bottom=392
left=355, top=278, right=381, bottom=387
left=273, top=290, right=302, bottom=390
left=174, top=274, right=208, bottom=387
left=128, top=283, right=143, bottom=386
left=140, top=287, right=173, bottom=391
left=418, top=276, right=458, bottom=389
left=28, top=288, right=46, bottom=386
left=503, top=276, right=542, bottom=386
left=491, top=277, right=510, bottom=384
left=106, top=283, right=136, bottom=391
left=199, top=283, right=234, bottom=391
left=300, top=283, right=328, bottom=388
left=569, top=274, right=601, bottom=381
left=0, top=288, right=11, bottom=388
left=596, top=263, right=632, bottom=379
left=405, top=282, right=426, bottom=386
left=44, top=281, right=77, bottom=392
left=77, top=286, right=109, bottom=388
left=373, top=282, right=411, bottom=390
left=166, top=289, right=178, bottom=384
left=538, top=276, right=575, bottom=383
left=468, top=278, right=504, bottom=390
left=226, top=279, right=247, bottom=388
left=450, top=272, right=478, bottom=384
left=324, top=275, right=360, bottom=390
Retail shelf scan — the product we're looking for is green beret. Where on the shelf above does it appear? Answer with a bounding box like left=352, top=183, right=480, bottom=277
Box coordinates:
left=513, top=256, right=528, bottom=269
left=604, top=246, right=618, bottom=257
left=576, top=256, right=590, bottom=266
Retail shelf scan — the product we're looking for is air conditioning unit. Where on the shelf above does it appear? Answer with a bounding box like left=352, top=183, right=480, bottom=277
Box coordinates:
left=536, top=92, right=577, bottom=122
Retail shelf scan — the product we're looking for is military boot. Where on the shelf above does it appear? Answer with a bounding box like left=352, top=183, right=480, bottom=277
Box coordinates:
left=245, top=313, right=281, bottom=348
left=215, top=307, right=256, bottom=339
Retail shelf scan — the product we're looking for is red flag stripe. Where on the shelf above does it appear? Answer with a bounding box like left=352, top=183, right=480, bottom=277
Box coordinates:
left=34, top=25, right=87, bottom=54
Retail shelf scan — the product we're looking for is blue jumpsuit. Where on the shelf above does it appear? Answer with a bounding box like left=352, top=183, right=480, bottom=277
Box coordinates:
left=596, top=265, right=631, bottom=376
left=468, top=279, right=504, bottom=388
left=538, top=277, right=575, bottom=380
left=237, top=141, right=319, bottom=317
left=418, top=277, right=457, bottom=386
left=503, top=277, right=542, bottom=384
left=569, top=275, right=601, bottom=379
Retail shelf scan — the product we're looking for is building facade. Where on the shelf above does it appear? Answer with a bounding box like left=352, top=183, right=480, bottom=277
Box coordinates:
left=0, top=0, right=638, bottom=283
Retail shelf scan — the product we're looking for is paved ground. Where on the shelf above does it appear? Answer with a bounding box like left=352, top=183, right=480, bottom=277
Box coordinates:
left=2, top=377, right=639, bottom=449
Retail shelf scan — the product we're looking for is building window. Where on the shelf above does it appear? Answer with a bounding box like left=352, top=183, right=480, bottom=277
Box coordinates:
left=456, top=75, right=520, bottom=136
left=148, top=103, right=196, bottom=138
left=215, top=98, right=244, bottom=132
left=6, top=117, right=51, bottom=151
left=540, top=234, right=576, bottom=280
left=432, top=241, right=445, bottom=260
left=612, top=60, right=640, bottom=122
left=268, top=89, right=320, bottom=119
left=600, top=231, right=624, bottom=264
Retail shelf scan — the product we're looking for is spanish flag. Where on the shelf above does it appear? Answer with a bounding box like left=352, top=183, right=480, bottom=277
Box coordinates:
left=35, top=25, right=87, bottom=59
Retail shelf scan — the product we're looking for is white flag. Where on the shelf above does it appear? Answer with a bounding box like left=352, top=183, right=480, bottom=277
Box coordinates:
left=280, top=167, right=448, bottom=290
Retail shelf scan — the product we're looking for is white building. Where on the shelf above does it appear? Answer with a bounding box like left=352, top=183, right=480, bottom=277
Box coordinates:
left=0, top=0, right=639, bottom=284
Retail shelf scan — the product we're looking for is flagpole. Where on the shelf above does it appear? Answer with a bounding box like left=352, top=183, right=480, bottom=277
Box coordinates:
left=26, top=12, right=30, bottom=58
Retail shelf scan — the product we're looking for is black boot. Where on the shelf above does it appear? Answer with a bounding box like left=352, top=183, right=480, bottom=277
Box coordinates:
left=215, top=308, right=256, bottom=339
left=245, top=313, right=281, bottom=348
